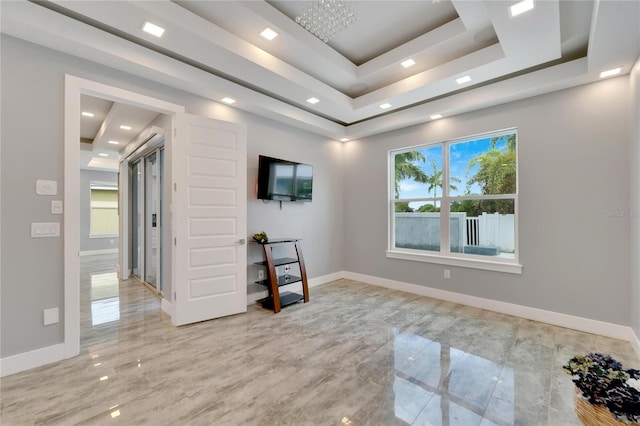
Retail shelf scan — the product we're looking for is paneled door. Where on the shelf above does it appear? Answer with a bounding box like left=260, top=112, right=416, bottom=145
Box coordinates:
left=172, top=114, right=247, bottom=326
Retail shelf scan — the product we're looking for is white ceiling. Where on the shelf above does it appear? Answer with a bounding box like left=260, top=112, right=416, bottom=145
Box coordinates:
left=256, top=1, right=461, bottom=65
left=79, top=95, right=160, bottom=171
left=1, top=0, right=639, bottom=142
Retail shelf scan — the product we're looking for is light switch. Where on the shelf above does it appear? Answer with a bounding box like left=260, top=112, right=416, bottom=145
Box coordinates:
left=51, top=200, right=63, bottom=214
left=31, top=223, right=60, bottom=238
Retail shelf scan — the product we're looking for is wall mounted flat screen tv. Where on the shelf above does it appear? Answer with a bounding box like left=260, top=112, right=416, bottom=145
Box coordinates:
left=257, top=155, right=313, bottom=201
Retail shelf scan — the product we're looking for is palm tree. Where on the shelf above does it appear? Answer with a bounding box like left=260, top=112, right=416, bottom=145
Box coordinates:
left=491, top=134, right=516, bottom=151
left=425, top=159, right=461, bottom=198
left=467, top=136, right=516, bottom=195
left=394, top=151, right=428, bottom=198
left=465, top=134, right=517, bottom=213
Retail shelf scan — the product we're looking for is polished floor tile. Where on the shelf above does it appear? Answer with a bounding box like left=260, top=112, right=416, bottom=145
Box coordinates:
left=1, top=254, right=638, bottom=425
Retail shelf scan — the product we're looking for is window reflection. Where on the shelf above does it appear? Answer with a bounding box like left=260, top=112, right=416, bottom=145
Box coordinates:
left=90, top=272, right=120, bottom=325
left=393, top=330, right=514, bottom=425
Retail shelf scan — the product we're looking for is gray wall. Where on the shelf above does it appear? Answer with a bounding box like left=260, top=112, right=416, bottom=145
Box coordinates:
left=0, top=35, right=344, bottom=358
left=630, top=60, right=640, bottom=338
left=244, top=115, right=345, bottom=297
left=79, top=169, right=118, bottom=253
left=1, top=36, right=66, bottom=355
left=343, top=76, right=632, bottom=326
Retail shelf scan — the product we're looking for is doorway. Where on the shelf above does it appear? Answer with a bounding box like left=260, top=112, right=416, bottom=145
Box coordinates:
left=65, top=75, right=185, bottom=358
left=65, top=76, right=247, bottom=363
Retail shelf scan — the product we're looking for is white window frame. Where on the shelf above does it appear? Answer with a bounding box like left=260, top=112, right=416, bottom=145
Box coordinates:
left=387, top=128, right=522, bottom=274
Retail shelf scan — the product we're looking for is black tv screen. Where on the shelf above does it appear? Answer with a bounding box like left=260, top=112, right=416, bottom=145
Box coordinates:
left=257, top=155, right=313, bottom=201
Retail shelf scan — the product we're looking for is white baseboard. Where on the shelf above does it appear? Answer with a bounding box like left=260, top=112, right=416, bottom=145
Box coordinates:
left=161, top=298, right=172, bottom=316
left=0, top=343, right=66, bottom=377
left=344, top=271, right=635, bottom=343
left=79, top=249, right=118, bottom=256
left=247, top=271, right=343, bottom=305
left=309, top=271, right=344, bottom=287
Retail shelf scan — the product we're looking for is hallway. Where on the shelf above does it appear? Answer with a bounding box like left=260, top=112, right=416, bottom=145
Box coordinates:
left=79, top=254, right=163, bottom=353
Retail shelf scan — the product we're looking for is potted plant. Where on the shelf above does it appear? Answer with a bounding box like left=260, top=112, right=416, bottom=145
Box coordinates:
left=252, top=231, right=268, bottom=244
left=564, top=353, right=640, bottom=425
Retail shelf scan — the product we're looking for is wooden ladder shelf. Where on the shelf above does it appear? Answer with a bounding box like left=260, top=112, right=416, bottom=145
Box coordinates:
left=255, top=239, right=309, bottom=313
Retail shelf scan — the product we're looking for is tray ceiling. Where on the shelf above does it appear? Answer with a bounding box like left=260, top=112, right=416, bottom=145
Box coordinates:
left=1, top=0, right=639, bottom=142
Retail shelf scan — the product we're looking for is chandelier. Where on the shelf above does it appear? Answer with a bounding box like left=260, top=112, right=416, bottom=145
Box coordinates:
left=295, top=0, right=358, bottom=43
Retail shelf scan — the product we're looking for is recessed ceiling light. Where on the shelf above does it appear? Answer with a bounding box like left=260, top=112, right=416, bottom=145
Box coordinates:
left=81, top=111, right=94, bottom=117
left=379, top=103, right=392, bottom=110
left=260, top=28, right=278, bottom=41
left=306, top=97, right=320, bottom=104
left=599, top=67, right=622, bottom=78
left=456, top=75, right=472, bottom=85
left=510, top=0, right=534, bottom=17
left=108, top=140, right=120, bottom=145
left=222, top=97, right=236, bottom=105
left=142, top=21, right=165, bottom=38
left=401, top=59, right=416, bottom=68
left=430, top=114, right=443, bottom=120
left=340, top=138, right=349, bottom=142
left=120, top=125, right=132, bottom=130
left=98, top=153, right=109, bottom=157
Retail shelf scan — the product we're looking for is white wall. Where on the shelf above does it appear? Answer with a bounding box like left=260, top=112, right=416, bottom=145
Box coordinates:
left=79, top=169, right=118, bottom=253
left=343, top=76, right=632, bottom=326
left=0, top=35, right=344, bottom=359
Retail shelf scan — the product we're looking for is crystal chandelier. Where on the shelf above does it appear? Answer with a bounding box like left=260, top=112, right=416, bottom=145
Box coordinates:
left=295, top=0, right=358, bottom=43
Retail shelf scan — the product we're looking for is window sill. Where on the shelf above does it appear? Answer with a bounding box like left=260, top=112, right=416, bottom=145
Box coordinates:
left=386, top=249, right=523, bottom=274
left=89, top=233, right=118, bottom=239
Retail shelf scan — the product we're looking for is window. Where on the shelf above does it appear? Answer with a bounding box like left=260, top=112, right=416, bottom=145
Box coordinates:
left=90, top=182, right=118, bottom=237
left=388, top=129, right=521, bottom=273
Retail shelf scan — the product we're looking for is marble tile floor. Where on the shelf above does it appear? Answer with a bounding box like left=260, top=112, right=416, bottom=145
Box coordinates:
left=1, top=254, right=638, bottom=425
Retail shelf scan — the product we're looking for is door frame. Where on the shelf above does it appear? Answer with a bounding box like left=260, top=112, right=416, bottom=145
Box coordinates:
left=64, top=75, right=184, bottom=358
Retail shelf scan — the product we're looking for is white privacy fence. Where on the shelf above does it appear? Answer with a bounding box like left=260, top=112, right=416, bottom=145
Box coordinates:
left=467, top=213, right=515, bottom=252
left=395, top=212, right=514, bottom=254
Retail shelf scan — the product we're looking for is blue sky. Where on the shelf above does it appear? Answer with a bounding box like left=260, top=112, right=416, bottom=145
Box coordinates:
left=397, top=137, right=505, bottom=201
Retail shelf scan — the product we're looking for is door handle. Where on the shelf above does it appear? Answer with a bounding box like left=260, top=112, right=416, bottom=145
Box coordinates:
left=237, top=239, right=246, bottom=245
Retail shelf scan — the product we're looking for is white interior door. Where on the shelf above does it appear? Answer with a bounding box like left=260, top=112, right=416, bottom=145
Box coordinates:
left=172, top=113, right=247, bottom=326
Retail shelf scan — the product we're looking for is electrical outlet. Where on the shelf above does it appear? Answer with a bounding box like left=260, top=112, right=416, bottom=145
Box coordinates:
left=284, top=265, right=291, bottom=273
left=444, top=269, right=450, bottom=279
left=258, top=270, right=265, bottom=280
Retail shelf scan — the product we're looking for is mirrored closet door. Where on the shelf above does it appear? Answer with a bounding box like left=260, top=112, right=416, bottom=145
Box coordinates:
left=130, top=147, right=164, bottom=293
